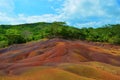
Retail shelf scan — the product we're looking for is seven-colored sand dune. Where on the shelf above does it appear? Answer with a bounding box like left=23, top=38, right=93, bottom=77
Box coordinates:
left=0, top=39, right=120, bottom=80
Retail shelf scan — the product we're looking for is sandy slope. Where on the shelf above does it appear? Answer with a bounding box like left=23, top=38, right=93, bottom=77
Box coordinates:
left=0, top=38, right=120, bottom=80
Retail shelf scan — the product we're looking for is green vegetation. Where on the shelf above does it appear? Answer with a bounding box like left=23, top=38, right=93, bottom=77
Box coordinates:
left=0, top=22, right=120, bottom=48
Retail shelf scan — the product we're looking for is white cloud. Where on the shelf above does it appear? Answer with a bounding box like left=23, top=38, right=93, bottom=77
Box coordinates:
left=59, top=0, right=120, bottom=19
left=75, top=20, right=120, bottom=28
left=19, top=14, right=62, bottom=24
left=0, top=0, right=63, bottom=24
left=0, top=0, right=14, bottom=14
left=0, top=13, right=62, bottom=24
left=0, top=0, right=120, bottom=27
left=58, top=0, right=120, bottom=27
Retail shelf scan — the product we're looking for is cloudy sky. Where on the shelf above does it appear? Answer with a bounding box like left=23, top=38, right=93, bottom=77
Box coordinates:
left=0, top=0, right=120, bottom=27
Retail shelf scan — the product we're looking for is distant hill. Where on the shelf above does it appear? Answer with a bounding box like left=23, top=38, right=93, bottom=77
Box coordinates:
left=0, top=22, right=120, bottom=48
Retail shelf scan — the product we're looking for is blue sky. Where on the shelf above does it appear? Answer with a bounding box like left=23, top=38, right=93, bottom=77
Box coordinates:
left=0, top=0, right=120, bottom=27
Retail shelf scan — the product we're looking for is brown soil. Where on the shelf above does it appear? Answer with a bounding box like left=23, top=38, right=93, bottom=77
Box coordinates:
left=0, top=38, right=120, bottom=75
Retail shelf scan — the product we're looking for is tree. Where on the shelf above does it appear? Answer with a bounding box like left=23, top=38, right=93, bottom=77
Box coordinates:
left=108, top=36, right=120, bottom=44
left=5, top=29, right=25, bottom=45
left=21, top=30, right=33, bottom=42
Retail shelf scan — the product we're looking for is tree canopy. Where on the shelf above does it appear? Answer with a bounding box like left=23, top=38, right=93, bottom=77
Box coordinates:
left=0, top=22, right=120, bottom=48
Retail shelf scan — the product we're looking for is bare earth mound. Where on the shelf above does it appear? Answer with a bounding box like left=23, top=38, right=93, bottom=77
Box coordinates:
left=0, top=38, right=120, bottom=80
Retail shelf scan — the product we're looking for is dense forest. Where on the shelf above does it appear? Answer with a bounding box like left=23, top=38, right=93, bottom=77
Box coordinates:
left=0, top=22, right=120, bottom=48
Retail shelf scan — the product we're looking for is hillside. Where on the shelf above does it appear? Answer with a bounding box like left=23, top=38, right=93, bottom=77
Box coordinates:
left=0, top=38, right=120, bottom=80
left=0, top=22, right=120, bottom=48
left=0, top=22, right=120, bottom=80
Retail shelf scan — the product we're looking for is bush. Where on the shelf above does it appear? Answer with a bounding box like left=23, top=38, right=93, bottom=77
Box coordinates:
left=0, top=41, right=8, bottom=48
left=108, top=36, right=120, bottom=44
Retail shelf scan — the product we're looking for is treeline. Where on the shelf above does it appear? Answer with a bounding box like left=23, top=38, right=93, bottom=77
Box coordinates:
left=0, top=22, right=120, bottom=48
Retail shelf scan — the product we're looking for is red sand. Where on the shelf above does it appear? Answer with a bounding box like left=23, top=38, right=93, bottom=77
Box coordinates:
left=0, top=38, right=120, bottom=75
